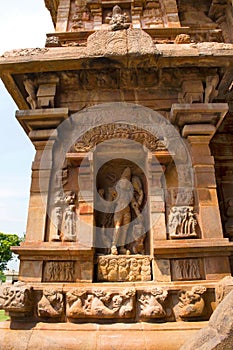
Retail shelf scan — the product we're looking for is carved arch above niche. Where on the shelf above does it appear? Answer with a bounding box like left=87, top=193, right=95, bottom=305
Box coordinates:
left=70, top=123, right=169, bottom=153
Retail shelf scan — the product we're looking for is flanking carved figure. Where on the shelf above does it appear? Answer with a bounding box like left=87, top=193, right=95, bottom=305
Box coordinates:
left=168, top=206, right=198, bottom=239
left=51, top=190, right=78, bottom=242
left=37, top=289, right=64, bottom=318
left=66, top=288, right=136, bottom=319
left=138, top=287, right=168, bottom=320
left=177, top=286, right=206, bottom=320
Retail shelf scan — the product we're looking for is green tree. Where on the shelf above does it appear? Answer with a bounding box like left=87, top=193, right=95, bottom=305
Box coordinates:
left=0, top=232, right=21, bottom=271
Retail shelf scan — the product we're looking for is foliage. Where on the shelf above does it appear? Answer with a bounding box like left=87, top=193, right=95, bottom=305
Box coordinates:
left=0, top=271, right=6, bottom=282
left=0, top=310, right=9, bottom=322
left=0, top=232, right=21, bottom=271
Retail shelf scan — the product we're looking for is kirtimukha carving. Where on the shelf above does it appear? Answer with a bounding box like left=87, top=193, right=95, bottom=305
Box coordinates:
left=37, top=289, right=64, bottom=318
left=105, top=5, right=130, bottom=31
left=66, top=288, right=136, bottom=319
left=172, top=259, right=202, bottom=281
left=138, top=287, right=168, bottom=319
left=44, top=261, right=75, bottom=282
left=97, top=256, right=151, bottom=282
left=0, top=282, right=33, bottom=314
left=177, top=286, right=206, bottom=320
left=168, top=206, right=198, bottom=239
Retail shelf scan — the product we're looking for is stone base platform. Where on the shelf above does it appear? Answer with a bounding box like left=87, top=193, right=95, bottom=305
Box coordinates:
left=0, top=320, right=207, bottom=350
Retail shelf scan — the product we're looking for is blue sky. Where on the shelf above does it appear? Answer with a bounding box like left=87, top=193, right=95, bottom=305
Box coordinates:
left=0, top=1, right=54, bottom=268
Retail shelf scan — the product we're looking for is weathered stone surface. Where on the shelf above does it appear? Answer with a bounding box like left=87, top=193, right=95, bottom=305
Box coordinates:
left=87, top=28, right=155, bottom=57
left=180, top=289, right=233, bottom=350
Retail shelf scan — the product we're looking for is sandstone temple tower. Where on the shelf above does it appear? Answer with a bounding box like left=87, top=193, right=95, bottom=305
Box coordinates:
left=1, top=1, right=233, bottom=349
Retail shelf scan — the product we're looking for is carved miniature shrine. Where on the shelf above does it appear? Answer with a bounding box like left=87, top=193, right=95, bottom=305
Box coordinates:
left=1, top=1, right=233, bottom=349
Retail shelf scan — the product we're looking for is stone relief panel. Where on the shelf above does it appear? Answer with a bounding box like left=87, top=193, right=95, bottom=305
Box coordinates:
left=37, top=289, right=64, bottom=319
left=0, top=282, right=33, bottom=314
left=176, top=286, right=207, bottom=320
left=51, top=190, right=78, bottom=242
left=168, top=206, right=198, bottom=239
left=138, top=287, right=168, bottom=319
left=171, top=259, right=203, bottom=281
left=97, top=256, right=151, bottom=282
left=43, top=261, right=75, bottom=282
left=66, top=288, right=136, bottom=319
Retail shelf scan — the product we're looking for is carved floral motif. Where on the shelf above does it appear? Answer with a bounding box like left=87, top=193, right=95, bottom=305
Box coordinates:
left=2, top=48, right=49, bottom=58
left=97, top=256, right=151, bottom=282
left=66, top=288, right=136, bottom=319
left=138, top=287, right=168, bottom=319
left=37, top=289, right=64, bottom=318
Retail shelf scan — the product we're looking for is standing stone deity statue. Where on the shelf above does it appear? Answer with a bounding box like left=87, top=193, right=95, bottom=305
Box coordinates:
left=111, top=167, right=133, bottom=255
left=63, top=191, right=77, bottom=242
left=51, top=190, right=65, bottom=241
left=109, top=167, right=146, bottom=255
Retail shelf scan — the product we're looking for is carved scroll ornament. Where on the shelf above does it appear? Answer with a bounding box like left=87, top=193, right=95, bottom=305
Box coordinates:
left=72, top=123, right=168, bottom=152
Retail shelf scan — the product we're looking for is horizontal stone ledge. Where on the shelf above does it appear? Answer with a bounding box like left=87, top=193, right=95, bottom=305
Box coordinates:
left=11, top=242, right=94, bottom=256
left=0, top=320, right=207, bottom=350
left=153, top=238, right=233, bottom=256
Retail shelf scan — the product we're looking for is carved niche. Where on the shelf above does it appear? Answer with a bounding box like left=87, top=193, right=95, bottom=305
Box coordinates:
left=138, top=287, right=168, bottom=320
left=97, top=256, right=151, bottom=282
left=66, top=288, right=136, bottom=319
left=94, top=158, right=150, bottom=257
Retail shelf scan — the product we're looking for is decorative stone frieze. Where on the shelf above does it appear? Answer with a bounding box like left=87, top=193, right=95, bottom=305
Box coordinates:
left=66, top=287, right=136, bottom=319
left=97, top=256, right=152, bottom=282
